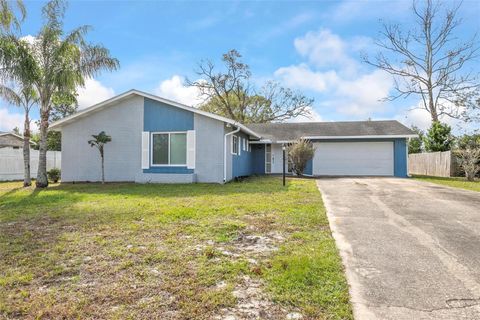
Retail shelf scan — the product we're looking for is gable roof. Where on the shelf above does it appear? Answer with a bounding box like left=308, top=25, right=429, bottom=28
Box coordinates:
left=246, top=120, right=417, bottom=142
left=0, top=131, right=37, bottom=146
left=49, top=89, right=261, bottom=139
left=0, top=131, right=26, bottom=140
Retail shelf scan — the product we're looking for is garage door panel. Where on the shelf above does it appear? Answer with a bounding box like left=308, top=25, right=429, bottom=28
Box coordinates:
left=313, top=142, right=394, bottom=176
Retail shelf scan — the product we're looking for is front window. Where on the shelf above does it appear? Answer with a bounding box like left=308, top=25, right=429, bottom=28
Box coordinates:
left=152, top=132, right=187, bottom=165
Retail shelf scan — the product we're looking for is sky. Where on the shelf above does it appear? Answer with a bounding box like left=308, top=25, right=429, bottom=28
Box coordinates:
left=0, top=0, right=479, bottom=134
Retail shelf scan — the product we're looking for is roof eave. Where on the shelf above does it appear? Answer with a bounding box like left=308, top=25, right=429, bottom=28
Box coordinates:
left=302, top=134, right=419, bottom=139
left=49, top=89, right=262, bottom=139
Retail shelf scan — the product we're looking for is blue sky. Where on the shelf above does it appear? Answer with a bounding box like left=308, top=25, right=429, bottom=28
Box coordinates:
left=1, top=0, right=479, bottom=133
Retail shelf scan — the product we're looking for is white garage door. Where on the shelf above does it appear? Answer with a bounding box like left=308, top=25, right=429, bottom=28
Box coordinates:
left=313, top=141, right=394, bottom=176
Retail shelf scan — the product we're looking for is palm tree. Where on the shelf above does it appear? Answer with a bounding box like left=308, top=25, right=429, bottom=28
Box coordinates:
left=0, top=84, right=38, bottom=186
left=0, top=23, right=39, bottom=186
left=0, top=0, right=119, bottom=188
left=35, top=0, right=119, bottom=188
left=88, top=131, right=111, bottom=184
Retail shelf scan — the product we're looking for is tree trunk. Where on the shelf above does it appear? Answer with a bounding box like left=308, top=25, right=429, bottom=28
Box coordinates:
left=429, top=96, right=439, bottom=122
left=36, top=108, right=49, bottom=188
left=101, top=154, right=105, bottom=184
left=23, top=114, right=31, bottom=187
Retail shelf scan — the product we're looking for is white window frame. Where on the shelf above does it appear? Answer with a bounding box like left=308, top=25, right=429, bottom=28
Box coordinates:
left=231, top=135, right=238, bottom=155
left=151, top=131, right=188, bottom=167
left=243, top=138, right=247, bottom=151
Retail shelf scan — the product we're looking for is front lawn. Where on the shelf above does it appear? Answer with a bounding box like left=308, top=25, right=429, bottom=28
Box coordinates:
left=0, top=177, right=352, bottom=319
left=413, top=175, right=480, bottom=192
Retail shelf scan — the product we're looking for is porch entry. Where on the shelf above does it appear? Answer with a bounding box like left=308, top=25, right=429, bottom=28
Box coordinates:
left=265, top=144, right=272, bottom=173
left=264, top=143, right=293, bottom=174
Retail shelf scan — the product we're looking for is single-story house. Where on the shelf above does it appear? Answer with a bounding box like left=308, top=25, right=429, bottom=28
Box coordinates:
left=0, top=131, right=35, bottom=149
left=50, top=90, right=417, bottom=183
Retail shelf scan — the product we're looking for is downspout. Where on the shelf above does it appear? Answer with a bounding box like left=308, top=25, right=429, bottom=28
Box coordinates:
left=224, top=125, right=241, bottom=183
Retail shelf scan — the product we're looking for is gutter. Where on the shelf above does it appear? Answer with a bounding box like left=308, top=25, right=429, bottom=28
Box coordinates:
left=224, top=125, right=241, bottom=183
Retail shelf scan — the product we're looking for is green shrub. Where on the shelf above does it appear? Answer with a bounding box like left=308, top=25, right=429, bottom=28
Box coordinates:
left=47, top=168, right=61, bottom=183
left=424, top=121, right=454, bottom=152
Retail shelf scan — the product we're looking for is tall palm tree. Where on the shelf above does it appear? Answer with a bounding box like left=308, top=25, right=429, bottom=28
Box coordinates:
left=0, top=84, right=38, bottom=186
left=0, top=29, right=38, bottom=186
left=22, top=0, right=119, bottom=187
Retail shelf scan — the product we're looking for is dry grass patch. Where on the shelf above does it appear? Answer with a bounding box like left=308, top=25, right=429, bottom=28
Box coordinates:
left=0, top=177, right=351, bottom=319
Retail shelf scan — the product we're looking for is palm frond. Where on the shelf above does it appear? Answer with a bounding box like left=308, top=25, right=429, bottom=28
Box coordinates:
left=0, top=84, right=21, bottom=105
left=0, top=0, right=26, bottom=32
left=42, top=0, right=66, bottom=31
left=80, top=45, right=120, bottom=78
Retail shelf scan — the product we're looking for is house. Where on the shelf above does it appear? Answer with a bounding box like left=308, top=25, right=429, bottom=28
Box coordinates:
left=0, top=132, right=35, bottom=149
left=49, top=90, right=417, bottom=183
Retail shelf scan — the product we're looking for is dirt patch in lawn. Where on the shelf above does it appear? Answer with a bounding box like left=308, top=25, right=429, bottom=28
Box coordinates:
left=0, top=178, right=351, bottom=319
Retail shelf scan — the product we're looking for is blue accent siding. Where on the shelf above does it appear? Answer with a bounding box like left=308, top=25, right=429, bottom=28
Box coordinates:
left=394, top=138, right=408, bottom=177
left=143, top=167, right=194, bottom=174
left=144, top=98, right=194, bottom=132
left=232, top=132, right=253, bottom=178
left=251, top=144, right=265, bottom=174
left=304, top=158, right=313, bottom=175
left=143, top=98, right=194, bottom=174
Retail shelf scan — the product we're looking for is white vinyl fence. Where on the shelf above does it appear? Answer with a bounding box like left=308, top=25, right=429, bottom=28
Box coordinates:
left=0, top=148, right=61, bottom=181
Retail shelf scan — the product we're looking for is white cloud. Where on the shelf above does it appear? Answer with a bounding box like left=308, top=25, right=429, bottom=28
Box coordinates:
left=294, top=28, right=357, bottom=74
left=275, top=28, right=394, bottom=119
left=274, top=64, right=339, bottom=92
left=289, top=106, right=323, bottom=123
left=0, top=107, right=24, bottom=132
left=77, top=78, right=115, bottom=109
left=335, top=70, right=393, bottom=116
left=20, top=34, right=36, bottom=45
left=154, top=75, right=203, bottom=107
left=395, top=101, right=480, bottom=134
left=395, top=106, right=431, bottom=131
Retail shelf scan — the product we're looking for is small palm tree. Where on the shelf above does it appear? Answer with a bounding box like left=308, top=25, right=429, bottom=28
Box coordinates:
left=88, top=131, right=111, bottom=184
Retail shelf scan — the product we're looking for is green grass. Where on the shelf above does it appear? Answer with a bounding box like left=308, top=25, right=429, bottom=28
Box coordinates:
left=0, top=177, right=352, bottom=319
left=413, top=175, right=480, bottom=192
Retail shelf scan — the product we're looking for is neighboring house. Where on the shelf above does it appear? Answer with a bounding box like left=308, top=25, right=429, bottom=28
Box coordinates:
left=50, top=90, right=417, bottom=183
left=0, top=132, right=35, bottom=149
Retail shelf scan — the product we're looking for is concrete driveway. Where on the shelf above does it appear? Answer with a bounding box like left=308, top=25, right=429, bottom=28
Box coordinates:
left=316, top=178, right=480, bottom=320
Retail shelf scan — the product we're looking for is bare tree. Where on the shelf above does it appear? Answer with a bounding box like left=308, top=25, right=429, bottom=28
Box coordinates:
left=455, top=147, right=480, bottom=181
left=364, top=0, right=479, bottom=122
left=288, top=139, right=315, bottom=176
left=187, top=50, right=313, bottom=123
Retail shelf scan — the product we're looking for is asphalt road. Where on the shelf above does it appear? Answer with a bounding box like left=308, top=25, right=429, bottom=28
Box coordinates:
left=317, top=178, right=480, bottom=320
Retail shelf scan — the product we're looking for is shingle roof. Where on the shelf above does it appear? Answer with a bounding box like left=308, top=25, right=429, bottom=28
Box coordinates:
left=246, top=120, right=416, bottom=142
